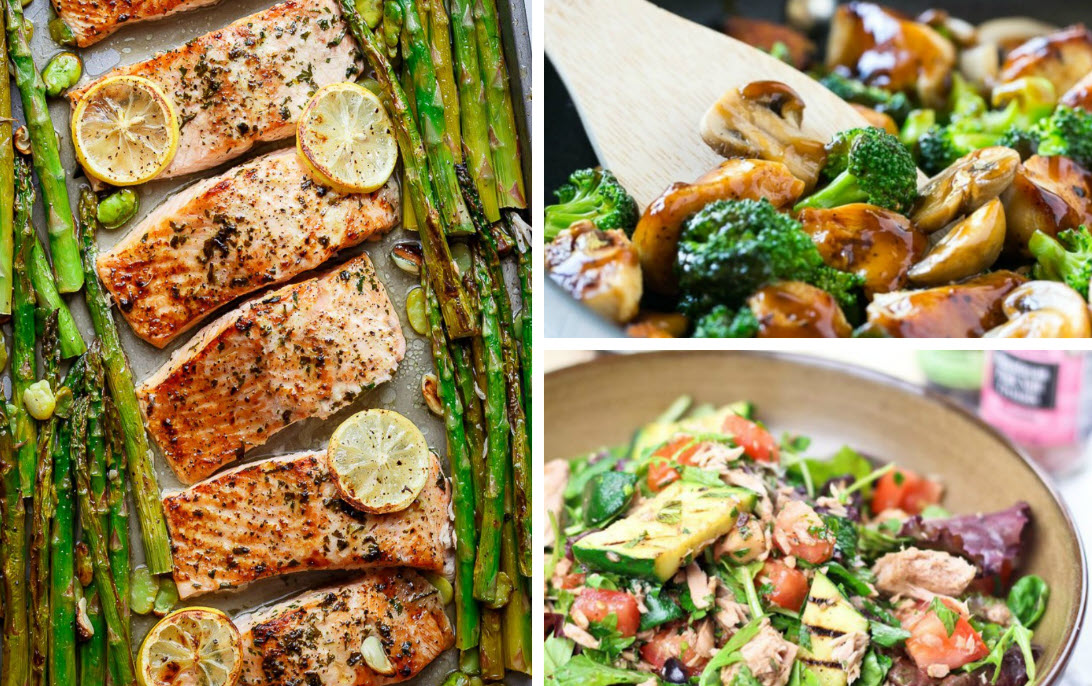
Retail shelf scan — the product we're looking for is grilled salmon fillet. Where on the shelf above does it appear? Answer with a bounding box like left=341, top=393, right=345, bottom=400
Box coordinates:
left=236, top=569, right=454, bottom=685
left=97, top=149, right=400, bottom=348
left=51, top=0, right=218, bottom=47
left=164, top=451, right=451, bottom=599
left=68, top=0, right=363, bottom=179
left=138, top=253, right=405, bottom=484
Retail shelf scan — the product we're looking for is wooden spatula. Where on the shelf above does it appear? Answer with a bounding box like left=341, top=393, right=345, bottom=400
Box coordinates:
left=545, top=0, right=873, bottom=206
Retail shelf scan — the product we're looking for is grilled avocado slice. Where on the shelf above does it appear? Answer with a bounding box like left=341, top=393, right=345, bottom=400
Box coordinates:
left=799, top=572, right=869, bottom=686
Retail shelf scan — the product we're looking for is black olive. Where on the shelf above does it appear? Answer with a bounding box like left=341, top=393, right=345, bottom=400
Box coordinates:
left=661, top=657, right=688, bottom=683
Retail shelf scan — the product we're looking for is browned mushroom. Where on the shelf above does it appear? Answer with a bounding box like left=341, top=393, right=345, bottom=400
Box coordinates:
left=907, top=198, right=1006, bottom=286
left=977, top=17, right=1058, bottom=52
left=1061, top=70, right=1092, bottom=111
left=797, top=204, right=927, bottom=296
left=545, top=221, right=643, bottom=324
left=1002, top=154, right=1092, bottom=255
left=748, top=281, right=852, bottom=338
left=700, top=81, right=827, bottom=190
left=862, top=270, right=1028, bottom=337
left=826, top=3, right=956, bottom=107
left=985, top=281, right=1092, bottom=337
left=625, top=312, right=689, bottom=338
left=722, top=16, right=816, bottom=70
left=912, top=147, right=1021, bottom=233
left=999, top=24, right=1092, bottom=95
left=849, top=104, right=899, bottom=135
left=633, top=158, right=805, bottom=294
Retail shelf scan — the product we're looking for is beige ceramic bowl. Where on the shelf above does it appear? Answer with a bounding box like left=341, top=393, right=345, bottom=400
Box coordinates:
left=545, top=351, right=1086, bottom=683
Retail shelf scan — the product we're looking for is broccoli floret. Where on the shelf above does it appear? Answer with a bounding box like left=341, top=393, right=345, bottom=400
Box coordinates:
left=675, top=198, right=862, bottom=318
left=693, top=305, right=760, bottom=338
left=1029, top=226, right=1092, bottom=298
left=917, top=124, right=1001, bottom=174
left=899, top=108, right=936, bottom=151
left=794, top=127, right=918, bottom=213
left=997, top=125, right=1041, bottom=160
left=544, top=167, right=639, bottom=241
left=1031, top=105, right=1092, bottom=169
left=819, top=72, right=911, bottom=122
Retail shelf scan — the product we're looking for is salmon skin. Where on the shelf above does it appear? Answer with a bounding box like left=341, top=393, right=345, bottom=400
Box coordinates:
left=138, top=253, right=405, bottom=484
left=68, top=0, right=363, bottom=179
left=97, top=149, right=400, bottom=348
left=51, top=0, right=219, bottom=47
left=236, top=569, right=454, bottom=685
left=164, top=452, right=451, bottom=599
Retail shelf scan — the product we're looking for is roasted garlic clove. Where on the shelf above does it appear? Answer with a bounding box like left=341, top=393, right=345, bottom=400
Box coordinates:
left=908, top=198, right=1006, bottom=286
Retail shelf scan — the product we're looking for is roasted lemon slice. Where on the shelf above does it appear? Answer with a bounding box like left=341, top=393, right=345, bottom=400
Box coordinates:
left=296, top=82, right=398, bottom=193
left=71, top=75, right=179, bottom=186
left=327, top=409, right=429, bottom=513
left=138, top=606, right=242, bottom=686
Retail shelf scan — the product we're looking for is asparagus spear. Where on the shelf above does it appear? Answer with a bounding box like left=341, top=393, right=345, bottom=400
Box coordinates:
left=73, top=396, right=138, bottom=686
left=473, top=0, right=525, bottom=209
left=396, top=0, right=474, bottom=236
left=13, top=158, right=37, bottom=496
left=30, top=314, right=59, bottom=686
left=509, top=213, right=532, bottom=427
left=0, top=11, right=13, bottom=315
left=80, top=350, right=108, bottom=686
left=339, top=0, right=477, bottom=338
left=457, top=167, right=530, bottom=576
left=1, top=391, right=28, bottom=686
left=77, top=583, right=106, bottom=686
left=2, top=0, right=83, bottom=292
left=500, top=518, right=530, bottom=674
left=427, top=0, right=460, bottom=162
left=470, top=249, right=510, bottom=608
left=450, top=0, right=499, bottom=222
left=450, top=341, right=485, bottom=523
left=76, top=191, right=173, bottom=575
left=29, top=239, right=86, bottom=359
left=479, top=609, right=504, bottom=681
left=104, top=400, right=130, bottom=628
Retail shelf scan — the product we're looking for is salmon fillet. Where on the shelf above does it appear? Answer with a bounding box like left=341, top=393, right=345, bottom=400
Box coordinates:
left=138, top=253, right=405, bottom=484
left=97, top=149, right=400, bottom=348
left=51, top=0, right=219, bottom=47
left=68, top=0, right=363, bottom=179
left=237, top=570, right=454, bottom=686
left=164, top=451, right=451, bottom=599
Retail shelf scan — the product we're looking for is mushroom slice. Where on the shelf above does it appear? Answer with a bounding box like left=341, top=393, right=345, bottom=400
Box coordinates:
left=1061, top=70, right=1092, bottom=111
left=700, top=81, right=826, bottom=190
left=912, top=147, right=1021, bottom=233
left=977, top=17, right=1058, bottom=52
left=1000, top=25, right=1092, bottom=95
left=1002, top=154, right=1092, bottom=255
left=826, top=3, right=956, bottom=107
left=546, top=220, right=643, bottom=324
left=862, top=270, right=1027, bottom=337
left=985, top=281, right=1092, bottom=337
left=748, top=281, right=852, bottom=338
left=908, top=198, right=1006, bottom=286
left=798, top=203, right=927, bottom=296
left=633, top=159, right=805, bottom=294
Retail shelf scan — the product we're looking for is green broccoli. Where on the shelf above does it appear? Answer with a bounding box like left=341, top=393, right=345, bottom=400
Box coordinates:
left=819, top=72, right=911, bottom=122
left=544, top=167, right=639, bottom=241
left=1029, top=226, right=1092, bottom=299
left=899, top=108, right=936, bottom=151
left=1030, top=105, right=1092, bottom=169
left=675, top=198, right=862, bottom=318
left=693, top=305, right=760, bottom=338
left=918, top=124, right=1002, bottom=174
left=794, top=127, right=918, bottom=213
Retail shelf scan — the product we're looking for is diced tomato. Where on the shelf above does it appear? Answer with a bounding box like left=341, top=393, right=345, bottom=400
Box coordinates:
left=872, top=467, right=943, bottom=516
left=773, top=500, right=834, bottom=565
left=723, top=415, right=779, bottom=463
left=647, top=460, right=681, bottom=493
left=760, top=560, right=809, bottom=612
left=905, top=600, right=989, bottom=671
left=640, top=629, right=708, bottom=675
left=652, top=436, right=702, bottom=465
left=572, top=589, right=640, bottom=637
left=558, top=573, right=585, bottom=590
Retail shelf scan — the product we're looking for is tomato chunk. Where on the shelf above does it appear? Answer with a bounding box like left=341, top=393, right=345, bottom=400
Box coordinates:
left=652, top=436, right=703, bottom=465
left=723, top=415, right=779, bottom=463
left=872, top=467, right=943, bottom=515
left=647, top=460, right=681, bottom=493
left=773, top=500, right=834, bottom=564
left=640, top=629, right=708, bottom=675
left=572, top=589, right=640, bottom=637
left=760, top=560, right=809, bottom=612
left=905, top=600, right=989, bottom=672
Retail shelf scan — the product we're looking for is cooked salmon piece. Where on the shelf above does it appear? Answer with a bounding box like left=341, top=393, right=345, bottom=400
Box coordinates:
left=67, top=0, right=363, bottom=180
left=236, top=569, right=454, bottom=685
left=97, top=149, right=400, bottom=348
left=164, top=451, right=451, bottom=599
left=138, top=253, right=405, bottom=484
left=51, top=0, right=219, bottom=47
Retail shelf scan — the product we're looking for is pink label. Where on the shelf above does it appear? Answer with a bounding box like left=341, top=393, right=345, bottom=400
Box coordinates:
left=980, top=351, right=1089, bottom=447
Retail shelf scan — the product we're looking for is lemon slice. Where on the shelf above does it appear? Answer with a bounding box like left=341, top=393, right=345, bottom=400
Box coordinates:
left=296, top=82, right=398, bottom=194
left=138, top=606, right=242, bottom=686
left=327, top=409, right=429, bottom=513
left=71, top=75, right=179, bottom=186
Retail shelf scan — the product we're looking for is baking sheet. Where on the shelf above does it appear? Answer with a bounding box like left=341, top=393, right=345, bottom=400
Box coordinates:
left=14, top=0, right=533, bottom=682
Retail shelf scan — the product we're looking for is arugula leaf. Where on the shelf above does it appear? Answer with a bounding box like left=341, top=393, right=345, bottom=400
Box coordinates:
left=786, top=446, right=873, bottom=496
left=544, top=636, right=574, bottom=682
left=719, top=560, right=765, bottom=620
left=822, top=561, right=872, bottom=598
left=565, top=452, right=621, bottom=503
left=681, top=465, right=724, bottom=487
left=1008, top=574, right=1049, bottom=628
left=869, top=620, right=910, bottom=647
left=930, top=597, right=959, bottom=636
left=823, top=516, right=861, bottom=565
left=856, top=650, right=893, bottom=686
left=585, top=613, right=636, bottom=662
left=698, top=617, right=765, bottom=686
left=729, top=665, right=763, bottom=686
left=963, top=622, right=1036, bottom=684
left=584, top=573, right=620, bottom=590
left=553, top=655, right=650, bottom=686
left=638, top=585, right=683, bottom=631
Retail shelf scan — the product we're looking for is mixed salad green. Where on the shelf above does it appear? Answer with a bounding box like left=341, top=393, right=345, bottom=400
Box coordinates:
left=545, top=399, right=1047, bottom=686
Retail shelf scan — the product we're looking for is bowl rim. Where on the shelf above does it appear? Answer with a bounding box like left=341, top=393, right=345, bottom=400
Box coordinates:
left=545, top=349, right=1088, bottom=684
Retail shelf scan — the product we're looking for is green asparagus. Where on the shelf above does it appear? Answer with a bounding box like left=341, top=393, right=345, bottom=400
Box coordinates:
left=1, top=393, right=28, bottom=686
left=0, top=10, right=13, bottom=316
left=13, top=158, right=37, bottom=496
left=77, top=582, right=106, bottom=686
left=450, top=0, right=499, bottom=222
left=30, top=314, right=58, bottom=686
left=81, top=348, right=109, bottom=686
left=104, top=397, right=132, bottom=660
left=479, top=609, right=504, bottom=681
left=501, top=518, right=530, bottom=674
left=77, top=191, right=173, bottom=575
left=450, top=341, right=485, bottom=524
left=3, top=0, right=83, bottom=292
left=427, top=0, right=461, bottom=162
left=28, top=236, right=85, bottom=358
left=510, top=213, right=531, bottom=429
left=473, top=0, right=525, bottom=210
